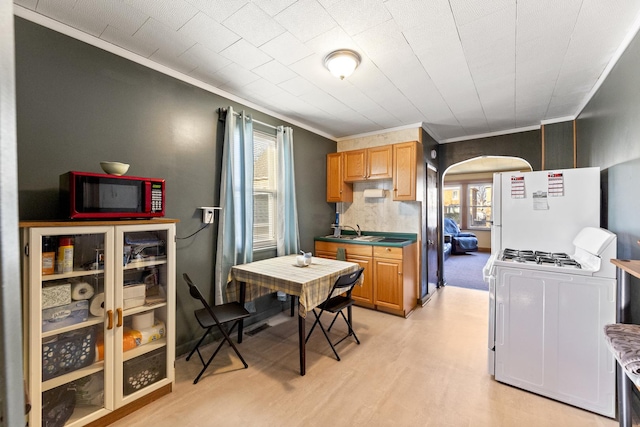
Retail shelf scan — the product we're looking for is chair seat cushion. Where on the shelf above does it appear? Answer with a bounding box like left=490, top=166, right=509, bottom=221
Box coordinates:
left=604, top=323, right=640, bottom=375
left=319, top=295, right=354, bottom=313
left=194, top=302, right=250, bottom=329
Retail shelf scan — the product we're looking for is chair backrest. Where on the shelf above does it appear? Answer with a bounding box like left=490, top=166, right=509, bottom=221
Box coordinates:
left=328, top=268, right=364, bottom=301
left=183, top=273, right=221, bottom=324
left=444, top=218, right=461, bottom=236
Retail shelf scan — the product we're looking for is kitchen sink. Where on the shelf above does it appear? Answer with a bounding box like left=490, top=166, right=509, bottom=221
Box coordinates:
left=378, top=237, right=408, bottom=243
left=353, top=235, right=383, bottom=242
left=322, top=235, right=409, bottom=244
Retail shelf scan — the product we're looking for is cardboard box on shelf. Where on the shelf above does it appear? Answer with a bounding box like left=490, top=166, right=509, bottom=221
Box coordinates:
left=42, top=300, right=89, bottom=332
left=42, top=283, right=71, bottom=309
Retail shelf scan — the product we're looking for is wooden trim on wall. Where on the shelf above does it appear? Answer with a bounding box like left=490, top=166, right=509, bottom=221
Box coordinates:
left=573, top=120, right=577, bottom=167
left=541, top=124, right=545, bottom=170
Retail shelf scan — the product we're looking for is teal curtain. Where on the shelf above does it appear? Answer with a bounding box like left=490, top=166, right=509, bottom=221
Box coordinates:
left=215, top=107, right=254, bottom=304
left=276, top=126, right=299, bottom=256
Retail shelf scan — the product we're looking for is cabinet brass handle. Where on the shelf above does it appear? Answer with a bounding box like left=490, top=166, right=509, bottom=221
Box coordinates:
left=107, top=310, right=113, bottom=330
left=117, top=308, right=123, bottom=327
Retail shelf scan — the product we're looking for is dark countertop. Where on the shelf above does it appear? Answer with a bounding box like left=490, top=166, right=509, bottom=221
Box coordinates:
left=314, top=231, right=417, bottom=247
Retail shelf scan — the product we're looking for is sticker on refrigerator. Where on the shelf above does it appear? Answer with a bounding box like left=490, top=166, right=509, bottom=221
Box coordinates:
left=533, top=191, right=549, bottom=210
left=547, top=172, right=564, bottom=197
left=510, top=176, right=525, bottom=198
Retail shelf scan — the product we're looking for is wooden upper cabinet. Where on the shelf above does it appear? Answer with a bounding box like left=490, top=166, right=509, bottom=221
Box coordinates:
left=393, top=141, right=417, bottom=201
left=367, top=145, right=393, bottom=180
left=326, top=152, right=353, bottom=203
left=343, top=149, right=367, bottom=181
left=344, top=146, right=392, bottom=182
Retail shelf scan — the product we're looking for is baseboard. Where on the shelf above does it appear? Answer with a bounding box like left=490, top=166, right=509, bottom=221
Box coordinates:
left=478, top=247, right=491, bottom=253
left=85, top=384, right=171, bottom=427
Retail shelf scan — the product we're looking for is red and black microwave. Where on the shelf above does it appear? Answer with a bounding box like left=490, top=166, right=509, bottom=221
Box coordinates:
left=60, top=171, right=165, bottom=219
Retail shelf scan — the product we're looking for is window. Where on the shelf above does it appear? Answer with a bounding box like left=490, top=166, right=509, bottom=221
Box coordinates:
left=443, top=181, right=492, bottom=230
left=443, top=185, right=461, bottom=224
left=253, top=130, right=277, bottom=249
left=467, top=183, right=492, bottom=229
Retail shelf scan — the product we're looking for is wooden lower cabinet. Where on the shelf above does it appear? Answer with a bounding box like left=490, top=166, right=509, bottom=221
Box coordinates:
left=373, top=258, right=402, bottom=311
left=315, top=241, right=417, bottom=317
left=346, top=255, right=374, bottom=307
left=372, top=245, right=417, bottom=317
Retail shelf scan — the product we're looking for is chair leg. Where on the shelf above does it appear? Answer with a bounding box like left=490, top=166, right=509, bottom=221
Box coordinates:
left=193, top=339, right=227, bottom=384
left=218, top=321, right=249, bottom=369
left=333, top=310, right=359, bottom=346
left=305, top=309, right=340, bottom=361
left=304, top=310, right=321, bottom=344
left=327, top=312, right=340, bottom=332
left=316, top=320, right=340, bottom=361
left=186, top=326, right=213, bottom=363
left=191, top=322, right=248, bottom=384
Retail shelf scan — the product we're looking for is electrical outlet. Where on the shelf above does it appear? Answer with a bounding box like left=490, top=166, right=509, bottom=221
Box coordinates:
left=199, top=206, right=220, bottom=224
left=202, top=208, right=214, bottom=224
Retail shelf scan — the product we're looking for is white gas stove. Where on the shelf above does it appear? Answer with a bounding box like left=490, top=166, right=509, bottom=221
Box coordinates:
left=485, top=227, right=618, bottom=417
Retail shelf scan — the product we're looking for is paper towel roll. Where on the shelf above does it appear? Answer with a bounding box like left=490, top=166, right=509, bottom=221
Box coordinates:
left=363, top=188, right=385, bottom=198
left=89, top=293, right=105, bottom=317
left=132, top=311, right=154, bottom=330
left=138, top=320, right=165, bottom=344
left=71, top=281, right=95, bottom=301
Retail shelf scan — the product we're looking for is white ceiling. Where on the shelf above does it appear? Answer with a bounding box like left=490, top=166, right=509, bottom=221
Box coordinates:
left=13, top=0, right=640, bottom=142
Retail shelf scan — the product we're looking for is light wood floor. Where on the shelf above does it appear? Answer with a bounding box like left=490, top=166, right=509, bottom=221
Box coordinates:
left=112, top=286, right=618, bottom=427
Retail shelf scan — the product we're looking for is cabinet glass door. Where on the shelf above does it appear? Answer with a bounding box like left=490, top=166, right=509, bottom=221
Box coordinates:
left=29, top=226, right=114, bottom=427
left=114, top=224, right=175, bottom=405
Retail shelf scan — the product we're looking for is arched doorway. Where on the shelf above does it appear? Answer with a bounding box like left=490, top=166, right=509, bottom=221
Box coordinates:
left=441, top=156, right=532, bottom=290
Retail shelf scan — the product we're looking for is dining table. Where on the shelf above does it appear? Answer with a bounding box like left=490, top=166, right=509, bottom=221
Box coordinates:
left=229, top=254, right=361, bottom=376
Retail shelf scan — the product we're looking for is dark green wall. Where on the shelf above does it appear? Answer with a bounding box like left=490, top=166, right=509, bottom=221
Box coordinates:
left=577, top=25, right=640, bottom=323
left=543, top=121, right=574, bottom=170
left=14, top=18, right=336, bottom=355
left=438, top=130, right=543, bottom=173
left=420, top=129, right=439, bottom=299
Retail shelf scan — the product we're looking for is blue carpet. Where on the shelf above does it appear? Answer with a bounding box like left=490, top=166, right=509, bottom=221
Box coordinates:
left=444, top=252, right=490, bottom=291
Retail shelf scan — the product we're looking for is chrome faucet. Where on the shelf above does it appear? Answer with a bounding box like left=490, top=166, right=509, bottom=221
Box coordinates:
left=342, top=224, right=362, bottom=236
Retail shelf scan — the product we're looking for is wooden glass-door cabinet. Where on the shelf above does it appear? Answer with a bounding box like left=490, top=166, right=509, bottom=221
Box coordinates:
left=21, top=219, right=176, bottom=427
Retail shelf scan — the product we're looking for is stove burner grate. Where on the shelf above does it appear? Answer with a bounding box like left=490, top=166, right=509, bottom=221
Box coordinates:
left=557, top=259, right=582, bottom=268
left=500, top=248, right=582, bottom=269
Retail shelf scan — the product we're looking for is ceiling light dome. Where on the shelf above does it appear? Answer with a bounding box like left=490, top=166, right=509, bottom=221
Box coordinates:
left=324, top=49, right=361, bottom=80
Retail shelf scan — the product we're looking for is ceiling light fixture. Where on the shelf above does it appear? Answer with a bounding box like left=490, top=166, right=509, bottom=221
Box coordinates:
left=324, top=49, right=361, bottom=80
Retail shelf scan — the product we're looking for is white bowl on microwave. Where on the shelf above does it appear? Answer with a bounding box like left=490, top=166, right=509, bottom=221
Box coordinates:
left=100, top=161, right=130, bottom=176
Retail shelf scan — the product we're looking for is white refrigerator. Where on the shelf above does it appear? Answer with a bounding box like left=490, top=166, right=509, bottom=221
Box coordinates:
left=490, top=166, right=601, bottom=254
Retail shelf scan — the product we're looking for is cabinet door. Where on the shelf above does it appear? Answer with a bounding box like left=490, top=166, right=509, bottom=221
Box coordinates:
left=373, top=258, right=402, bottom=310
left=114, top=223, right=175, bottom=406
left=367, top=145, right=393, bottom=180
left=326, top=152, right=353, bottom=202
left=27, top=226, right=114, bottom=427
left=393, top=141, right=417, bottom=200
left=343, top=149, right=367, bottom=181
left=347, top=255, right=373, bottom=305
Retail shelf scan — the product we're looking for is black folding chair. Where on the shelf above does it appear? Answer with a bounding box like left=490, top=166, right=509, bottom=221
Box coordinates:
left=305, top=268, right=364, bottom=361
left=183, top=273, right=250, bottom=383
